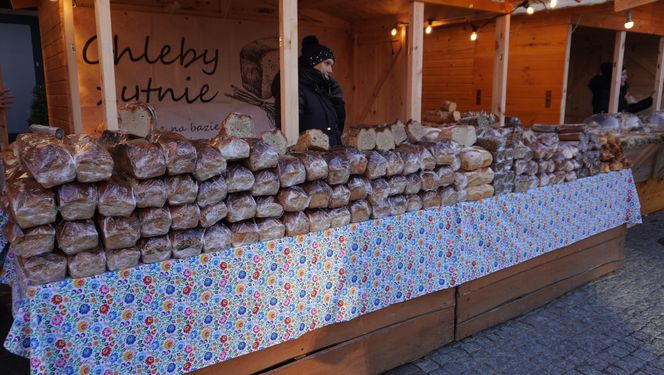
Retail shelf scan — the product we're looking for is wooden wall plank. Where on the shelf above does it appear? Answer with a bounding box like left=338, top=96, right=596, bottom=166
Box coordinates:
left=279, top=0, right=299, bottom=144
left=654, top=37, right=664, bottom=111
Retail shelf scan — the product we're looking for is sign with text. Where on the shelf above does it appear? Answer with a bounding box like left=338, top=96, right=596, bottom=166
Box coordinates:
left=74, top=8, right=279, bottom=139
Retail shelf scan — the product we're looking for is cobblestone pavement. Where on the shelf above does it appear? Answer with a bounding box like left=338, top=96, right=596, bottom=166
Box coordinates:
left=386, top=210, right=664, bottom=375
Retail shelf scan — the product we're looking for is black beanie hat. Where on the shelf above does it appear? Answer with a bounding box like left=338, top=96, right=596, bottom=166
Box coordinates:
left=301, top=35, right=335, bottom=67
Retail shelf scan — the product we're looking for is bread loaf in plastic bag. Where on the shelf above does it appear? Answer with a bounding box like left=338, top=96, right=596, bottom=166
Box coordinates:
left=57, top=182, right=98, bottom=221
left=329, top=184, right=351, bottom=208
left=467, top=184, right=494, bottom=201
left=292, top=151, right=328, bottom=181
left=464, top=167, right=495, bottom=187
left=251, top=169, right=280, bottom=196
left=334, top=147, right=367, bottom=175
left=243, top=139, right=279, bottom=171
left=381, top=150, right=405, bottom=177
left=98, top=214, right=140, bottom=250
left=347, top=176, right=371, bottom=201
left=256, top=218, right=286, bottom=241
left=277, top=155, right=306, bottom=187
left=197, top=175, right=227, bottom=207
left=7, top=178, right=57, bottom=229
left=323, top=152, right=351, bottom=185
left=16, top=133, right=76, bottom=188
left=368, top=178, right=390, bottom=203
left=170, top=228, right=204, bottom=259
left=282, top=212, right=310, bottom=236
left=66, top=134, right=114, bottom=183
left=20, top=252, right=67, bottom=285
left=405, top=194, right=423, bottom=212
left=56, top=219, right=98, bottom=255
left=113, top=138, right=167, bottom=179
left=212, top=136, right=250, bottom=161
left=129, top=177, right=167, bottom=208
left=436, top=167, right=455, bottom=187
left=277, top=186, right=310, bottom=212
left=363, top=151, right=388, bottom=179
left=199, top=200, right=228, bottom=228
left=350, top=200, right=371, bottom=222
left=192, top=140, right=226, bottom=181
left=137, top=207, right=171, bottom=237
left=439, top=187, right=458, bottom=206
left=230, top=220, right=260, bottom=246
left=68, top=247, right=106, bottom=278
left=203, top=223, right=232, bottom=253
left=460, top=147, right=493, bottom=171
left=307, top=209, right=331, bottom=231
left=226, top=193, right=257, bottom=222
left=329, top=207, right=351, bottom=228
left=371, top=200, right=391, bottom=219
left=106, top=247, right=141, bottom=271
left=255, top=196, right=284, bottom=218
left=396, top=147, right=423, bottom=175
left=225, top=164, right=255, bottom=193
left=153, top=131, right=197, bottom=175
left=420, top=190, right=441, bottom=209
left=98, top=176, right=136, bottom=217
left=388, top=196, right=407, bottom=216
left=427, top=141, right=461, bottom=166
left=138, top=235, right=172, bottom=263
left=6, top=222, right=54, bottom=258
left=170, top=203, right=200, bottom=230
left=419, top=170, right=440, bottom=191
left=303, top=180, right=332, bottom=209
left=404, top=173, right=423, bottom=194
left=166, top=174, right=198, bottom=205
left=387, top=175, right=408, bottom=196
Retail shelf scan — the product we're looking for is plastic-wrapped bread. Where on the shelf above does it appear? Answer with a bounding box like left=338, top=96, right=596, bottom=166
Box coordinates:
left=226, top=193, right=257, bottom=222
left=203, top=223, right=232, bottom=253
left=418, top=146, right=436, bottom=171
left=6, top=222, right=54, bottom=258
left=282, top=212, right=310, bottom=235
left=381, top=150, right=405, bottom=177
left=565, top=171, right=577, bottom=182
left=7, top=178, right=57, bottom=229
left=170, top=229, right=204, bottom=259
left=460, top=147, right=493, bottom=171
left=137, top=207, right=171, bottom=237
left=347, top=176, right=371, bottom=201
left=67, top=247, right=106, bottom=278
left=197, top=175, right=227, bottom=207
left=350, top=200, right=371, bottom=223
left=368, top=178, right=390, bottom=203
left=329, top=185, right=351, bottom=209
left=292, top=152, right=328, bottom=181
left=371, top=200, right=391, bottom=219
left=106, top=247, right=140, bottom=271
left=277, top=155, right=306, bottom=187
left=514, top=160, right=536, bottom=176
left=399, top=144, right=435, bottom=171
left=514, top=175, right=539, bottom=193
left=251, top=169, right=280, bottom=196
left=166, top=174, right=198, bottom=205
left=405, top=194, right=423, bottom=212
left=243, top=139, right=279, bottom=171
left=457, top=189, right=467, bottom=202
left=55, top=220, right=98, bottom=255
left=420, top=170, right=440, bottom=191
left=225, top=164, right=255, bottom=193
left=256, top=218, right=286, bottom=241
left=277, top=186, right=310, bottom=212
left=129, top=178, right=167, bottom=208
left=464, top=168, right=495, bottom=187
left=98, top=215, right=140, bottom=250
left=387, top=175, right=408, bottom=196
left=66, top=134, right=114, bottom=183
left=138, top=235, right=172, bottom=263
left=426, top=141, right=461, bottom=166
left=307, top=209, right=332, bottom=231
left=334, top=147, right=367, bottom=175
left=454, top=172, right=468, bottom=191
left=170, top=203, right=200, bottom=230
left=57, top=183, right=98, bottom=221
left=153, top=131, right=197, bottom=175
left=363, top=151, right=388, bottom=179
left=230, top=220, right=260, bottom=246
left=396, top=148, right=422, bottom=175
left=388, top=196, right=407, bottom=216
left=255, top=196, right=284, bottom=218
left=403, top=173, right=422, bottom=195
left=16, top=133, right=76, bottom=188
left=303, top=180, right=332, bottom=209
left=98, top=176, right=136, bottom=217
left=439, top=187, right=458, bottom=206
left=324, top=152, right=351, bottom=185
left=420, top=190, right=441, bottom=209
left=20, top=253, right=67, bottom=285
left=449, top=155, right=461, bottom=171
left=113, top=138, right=167, bottom=179
left=436, top=167, right=455, bottom=187
left=212, top=136, right=250, bottom=161
left=329, top=207, right=351, bottom=228
left=199, top=201, right=228, bottom=227
left=538, top=174, right=553, bottom=187
left=192, top=140, right=226, bottom=181
left=467, top=184, right=494, bottom=201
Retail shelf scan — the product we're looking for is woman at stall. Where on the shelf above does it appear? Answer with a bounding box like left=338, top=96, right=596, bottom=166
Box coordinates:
left=272, top=35, right=346, bottom=146
left=588, top=62, right=653, bottom=114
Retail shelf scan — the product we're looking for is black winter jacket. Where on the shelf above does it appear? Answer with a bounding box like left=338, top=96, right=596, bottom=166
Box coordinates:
left=588, top=75, right=653, bottom=114
left=272, top=66, right=346, bottom=146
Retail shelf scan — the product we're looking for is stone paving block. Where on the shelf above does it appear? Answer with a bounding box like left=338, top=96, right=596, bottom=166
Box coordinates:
left=413, top=358, right=439, bottom=373
left=605, top=365, right=630, bottom=375
left=384, top=363, right=426, bottom=375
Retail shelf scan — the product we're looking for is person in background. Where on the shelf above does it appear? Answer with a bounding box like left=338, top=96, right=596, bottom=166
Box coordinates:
left=0, top=88, right=13, bottom=110
left=588, top=62, right=653, bottom=114
left=272, top=35, right=346, bottom=146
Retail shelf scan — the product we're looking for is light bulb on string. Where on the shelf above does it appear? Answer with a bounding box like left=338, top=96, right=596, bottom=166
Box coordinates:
left=526, top=4, right=535, bottom=15
left=624, top=10, right=634, bottom=29
left=550, top=0, right=557, bottom=8
left=470, top=25, right=478, bottom=41
left=425, top=20, right=433, bottom=35
left=391, top=26, right=398, bottom=36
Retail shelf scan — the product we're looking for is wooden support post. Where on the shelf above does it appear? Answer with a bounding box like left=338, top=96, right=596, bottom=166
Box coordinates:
left=94, top=0, right=118, bottom=131
left=492, top=14, right=510, bottom=127
left=406, top=1, right=424, bottom=122
left=609, top=31, right=626, bottom=114
left=0, top=68, right=8, bottom=148
left=63, top=0, right=83, bottom=134
left=654, top=37, right=664, bottom=111
left=559, top=24, right=573, bottom=124
left=279, top=0, right=298, bottom=145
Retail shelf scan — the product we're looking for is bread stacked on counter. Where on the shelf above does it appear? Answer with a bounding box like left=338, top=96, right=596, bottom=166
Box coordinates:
left=599, top=133, right=631, bottom=172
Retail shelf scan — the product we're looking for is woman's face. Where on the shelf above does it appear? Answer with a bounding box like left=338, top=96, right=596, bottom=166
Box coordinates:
left=621, top=69, right=628, bottom=85
left=314, top=59, right=334, bottom=79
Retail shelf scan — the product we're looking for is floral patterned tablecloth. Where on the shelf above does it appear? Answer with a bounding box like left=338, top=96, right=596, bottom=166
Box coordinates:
left=0, top=170, right=641, bottom=375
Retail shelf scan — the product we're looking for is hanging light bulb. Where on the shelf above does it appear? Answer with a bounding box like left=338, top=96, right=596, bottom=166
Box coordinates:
left=526, top=3, right=535, bottom=15
left=425, top=20, right=433, bottom=35
left=470, top=26, right=478, bottom=41
left=391, top=25, right=398, bottom=36
left=624, top=10, right=634, bottom=29
left=550, top=0, right=558, bottom=8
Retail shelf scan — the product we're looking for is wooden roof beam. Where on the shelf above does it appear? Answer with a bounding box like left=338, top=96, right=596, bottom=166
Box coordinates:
left=422, top=0, right=513, bottom=14
left=10, top=0, right=38, bottom=9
